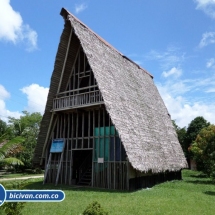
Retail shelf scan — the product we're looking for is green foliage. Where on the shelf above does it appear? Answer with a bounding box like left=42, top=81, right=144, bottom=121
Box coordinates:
left=1, top=157, right=24, bottom=166
left=0, top=181, right=26, bottom=215
left=0, top=119, right=7, bottom=137
left=190, top=125, right=215, bottom=178
left=8, top=111, right=42, bottom=137
left=0, top=136, right=25, bottom=168
left=0, top=137, right=25, bottom=159
left=1, top=202, right=25, bottom=215
left=0, top=111, right=42, bottom=171
left=17, top=112, right=42, bottom=169
left=184, top=116, right=210, bottom=158
left=5, top=111, right=42, bottom=170
left=172, top=120, right=187, bottom=156
left=82, top=201, right=108, bottom=215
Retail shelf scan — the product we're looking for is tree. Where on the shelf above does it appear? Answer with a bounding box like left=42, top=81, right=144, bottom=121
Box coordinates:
left=0, top=119, right=7, bottom=137
left=8, top=111, right=42, bottom=137
left=191, top=124, right=215, bottom=178
left=185, top=116, right=210, bottom=159
left=9, top=111, right=42, bottom=169
left=0, top=111, right=42, bottom=170
left=0, top=136, right=25, bottom=167
left=172, top=120, right=187, bottom=156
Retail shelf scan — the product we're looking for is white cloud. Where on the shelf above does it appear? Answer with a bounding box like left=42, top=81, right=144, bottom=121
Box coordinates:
left=206, top=58, right=215, bottom=68
left=205, top=87, right=215, bottom=92
left=162, top=67, right=182, bottom=78
left=194, top=0, right=215, bottom=18
left=75, top=3, right=87, bottom=14
left=0, top=85, right=10, bottom=100
left=0, top=0, right=38, bottom=51
left=0, top=84, right=21, bottom=122
left=146, top=47, right=185, bottom=70
left=21, top=84, right=49, bottom=114
left=157, top=83, right=215, bottom=127
left=199, top=32, right=215, bottom=48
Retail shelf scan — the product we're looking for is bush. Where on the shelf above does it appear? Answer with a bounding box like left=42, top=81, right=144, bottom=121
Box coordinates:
left=190, top=124, right=215, bottom=179
left=1, top=202, right=25, bottom=215
left=82, top=201, right=108, bottom=215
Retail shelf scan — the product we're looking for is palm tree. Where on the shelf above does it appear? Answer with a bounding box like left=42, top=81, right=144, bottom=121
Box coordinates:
left=0, top=136, right=24, bottom=167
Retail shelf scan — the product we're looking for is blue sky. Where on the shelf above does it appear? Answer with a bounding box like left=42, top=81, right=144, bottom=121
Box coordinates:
left=0, top=0, right=215, bottom=127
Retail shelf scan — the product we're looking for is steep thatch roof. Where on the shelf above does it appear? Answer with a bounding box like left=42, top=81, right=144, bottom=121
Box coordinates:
left=33, top=8, right=187, bottom=172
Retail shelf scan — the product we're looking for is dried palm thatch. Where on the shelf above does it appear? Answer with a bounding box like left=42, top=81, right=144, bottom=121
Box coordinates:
left=33, top=8, right=187, bottom=173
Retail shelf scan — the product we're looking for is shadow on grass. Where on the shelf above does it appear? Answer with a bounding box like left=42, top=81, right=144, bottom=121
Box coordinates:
left=190, top=174, right=207, bottom=178
left=1, top=177, right=131, bottom=193
left=185, top=180, right=214, bottom=185
left=204, top=191, right=215, bottom=196
left=24, top=180, right=130, bottom=194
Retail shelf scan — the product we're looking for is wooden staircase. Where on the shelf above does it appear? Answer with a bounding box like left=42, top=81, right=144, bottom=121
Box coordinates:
left=77, top=153, right=92, bottom=186
left=77, top=167, right=92, bottom=186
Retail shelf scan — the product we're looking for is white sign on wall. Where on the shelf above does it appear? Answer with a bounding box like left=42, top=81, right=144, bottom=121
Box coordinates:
left=98, top=158, right=104, bottom=163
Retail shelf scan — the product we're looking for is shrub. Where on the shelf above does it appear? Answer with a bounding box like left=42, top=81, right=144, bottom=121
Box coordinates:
left=1, top=202, right=25, bottom=215
left=82, top=201, right=108, bottom=215
left=190, top=124, right=215, bottom=179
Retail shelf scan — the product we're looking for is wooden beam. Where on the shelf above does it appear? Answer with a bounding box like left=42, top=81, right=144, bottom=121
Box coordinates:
left=114, top=124, right=116, bottom=189
left=92, top=109, right=95, bottom=187
left=43, top=153, right=52, bottom=184
left=82, top=112, right=84, bottom=148
left=64, top=46, right=81, bottom=92
left=69, top=113, right=74, bottom=185
left=76, top=112, right=78, bottom=148
left=40, top=114, right=57, bottom=165
left=55, top=151, right=64, bottom=186
left=57, top=28, right=73, bottom=93
left=65, top=113, right=69, bottom=184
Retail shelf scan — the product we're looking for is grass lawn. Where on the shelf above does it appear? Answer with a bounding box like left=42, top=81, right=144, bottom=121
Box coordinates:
left=1, top=170, right=215, bottom=215
left=0, top=173, right=43, bottom=179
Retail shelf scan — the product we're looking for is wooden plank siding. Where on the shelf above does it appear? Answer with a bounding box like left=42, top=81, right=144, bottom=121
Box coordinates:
left=33, top=21, right=80, bottom=165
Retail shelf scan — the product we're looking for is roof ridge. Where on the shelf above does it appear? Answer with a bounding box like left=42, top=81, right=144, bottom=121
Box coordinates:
left=61, top=8, right=153, bottom=78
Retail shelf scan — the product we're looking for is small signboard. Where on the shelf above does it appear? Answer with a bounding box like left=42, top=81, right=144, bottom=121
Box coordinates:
left=50, top=139, right=64, bottom=153
left=98, top=158, right=104, bottom=163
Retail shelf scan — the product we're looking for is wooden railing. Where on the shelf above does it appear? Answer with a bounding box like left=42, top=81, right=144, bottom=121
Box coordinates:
left=53, top=90, right=103, bottom=111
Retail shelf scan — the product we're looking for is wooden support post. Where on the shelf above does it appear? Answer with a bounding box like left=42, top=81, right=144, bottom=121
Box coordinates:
left=103, top=108, right=105, bottom=187
left=56, top=117, right=59, bottom=140
left=77, top=52, right=80, bottom=94
left=76, top=112, right=78, bottom=148
left=40, top=114, right=57, bottom=165
left=69, top=113, right=74, bottom=185
left=73, top=67, right=76, bottom=96
left=92, top=109, right=95, bottom=187
left=114, top=125, right=116, bottom=189
left=108, top=112, right=110, bottom=189
left=60, top=114, right=63, bottom=139
left=65, top=46, right=81, bottom=92
left=119, top=137, right=122, bottom=189
left=127, top=160, right=129, bottom=190
left=82, top=112, right=84, bottom=148
left=43, top=153, right=52, bottom=184
left=55, top=151, right=64, bottom=186
left=57, top=28, right=73, bottom=93
left=88, top=111, right=90, bottom=148
left=89, top=70, right=91, bottom=92
left=84, top=52, right=86, bottom=76
left=65, top=114, right=70, bottom=184
left=98, top=109, right=100, bottom=187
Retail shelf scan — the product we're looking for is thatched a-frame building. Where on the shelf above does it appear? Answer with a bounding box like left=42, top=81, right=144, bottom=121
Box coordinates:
left=33, top=8, right=187, bottom=190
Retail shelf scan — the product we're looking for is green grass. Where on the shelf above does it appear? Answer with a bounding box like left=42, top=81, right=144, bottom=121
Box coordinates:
left=1, top=170, right=215, bottom=215
left=0, top=173, right=43, bottom=179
